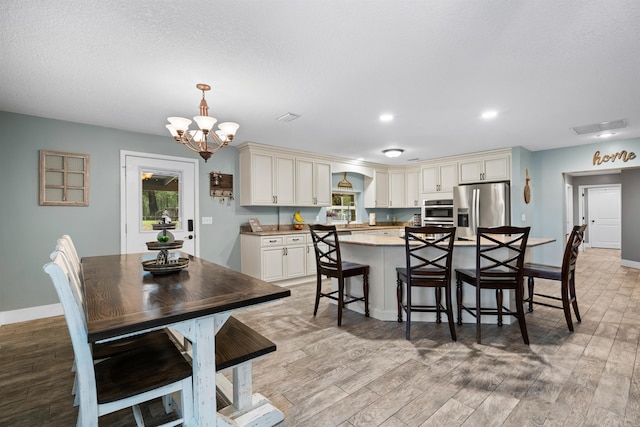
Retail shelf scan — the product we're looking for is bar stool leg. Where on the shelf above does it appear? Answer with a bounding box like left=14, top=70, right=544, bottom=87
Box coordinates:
left=396, top=277, right=403, bottom=323
left=363, top=272, right=370, bottom=317
left=527, top=276, right=535, bottom=312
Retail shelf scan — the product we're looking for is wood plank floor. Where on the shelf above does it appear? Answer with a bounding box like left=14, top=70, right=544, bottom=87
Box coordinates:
left=2, top=248, right=639, bottom=426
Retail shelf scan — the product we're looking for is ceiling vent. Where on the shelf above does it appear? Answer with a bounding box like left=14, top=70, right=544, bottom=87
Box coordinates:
left=275, top=112, right=301, bottom=122
left=571, top=118, right=629, bottom=135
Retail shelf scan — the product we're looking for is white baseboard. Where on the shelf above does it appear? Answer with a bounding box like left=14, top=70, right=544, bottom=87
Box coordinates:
left=621, top=259, right=640, bottom=270
left=0, top=303, right=63, bottom=326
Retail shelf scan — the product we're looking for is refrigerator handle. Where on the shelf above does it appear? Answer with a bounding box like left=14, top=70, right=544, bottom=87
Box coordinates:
left=474, top=188, right=480, bottom=230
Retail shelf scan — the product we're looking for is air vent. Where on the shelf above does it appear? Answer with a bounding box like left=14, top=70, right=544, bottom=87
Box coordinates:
left=275, top=112, right=301, bottom=122
left=572, top=118, right=628, bottom=135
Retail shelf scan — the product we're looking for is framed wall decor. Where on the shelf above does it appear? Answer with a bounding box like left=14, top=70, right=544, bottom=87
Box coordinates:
left=39, top=150, right=90, bottom=206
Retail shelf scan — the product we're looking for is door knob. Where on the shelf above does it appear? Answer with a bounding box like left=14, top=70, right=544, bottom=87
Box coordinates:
left=187, top=235, right=194, bottom=239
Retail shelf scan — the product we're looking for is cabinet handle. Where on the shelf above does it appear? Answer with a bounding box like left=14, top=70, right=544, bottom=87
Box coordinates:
left=269, top=239, right=277, bottom=243
left=292, top=238, right=300, bottom=241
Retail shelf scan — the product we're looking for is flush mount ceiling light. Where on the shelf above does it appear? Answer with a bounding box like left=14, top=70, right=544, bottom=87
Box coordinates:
left=383, top=148, right=404, bottom=158
left=166, top=84, right=240, bottom=162
left=379, top=114, right=394, bottom=122
left=481, top=110, right=498, bottom=119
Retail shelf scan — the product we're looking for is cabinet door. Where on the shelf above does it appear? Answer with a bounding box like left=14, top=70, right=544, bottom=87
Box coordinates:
left=389, top=170, right=405, bottom=208
left=483, top=155, right=510, bottom=182
left=274, top=155, right=295, bottom=205
left=261, top=247, right=284, bottom=281
left=374, top=170, right=389, bottom=207
left=421, top=164, right=439, bottom=193
left=405, top=168, right=420, bottom=207
left=306, top=244, right=316, bottom=276
left=252, top=153, right=275, bottom=205
left=439, top=162, right=458, bottom=192
left=295, top=158, right=314, bottom=206
left=285, top=245, right=307, bottom=278
left=458, top=159, right=483, bottom=184
left=314, top=161, right=332, bottom=206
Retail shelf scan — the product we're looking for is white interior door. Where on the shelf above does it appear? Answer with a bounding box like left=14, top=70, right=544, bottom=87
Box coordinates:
left=121, top=151, right=199, bottom=255
left=587, top=186, right=621, bottom=249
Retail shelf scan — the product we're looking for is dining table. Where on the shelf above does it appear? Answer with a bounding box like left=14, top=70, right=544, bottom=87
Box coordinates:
left=81, top=252, right=291, bottom=427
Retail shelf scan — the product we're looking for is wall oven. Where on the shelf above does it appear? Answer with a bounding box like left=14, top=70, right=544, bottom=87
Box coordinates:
left=421, top=199, right=454, bottom=227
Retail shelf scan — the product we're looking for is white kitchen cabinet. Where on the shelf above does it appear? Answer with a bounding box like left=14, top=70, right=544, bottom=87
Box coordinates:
left=241, top=233, right=310, bottom=283
left=364, top=169, right=389, bottom=208
left=296, top=158, right=332, bottom=206
left=239, top=147, right=295, bottom=206
left=458, top=151, right=511, bottom=184
left=405, top=167, right=420, bottom=208
left=388, top=169, right=405, bottom=208
left=421, top=161, right=458, bottom=196
left=306, top=242, right=316, bottom=276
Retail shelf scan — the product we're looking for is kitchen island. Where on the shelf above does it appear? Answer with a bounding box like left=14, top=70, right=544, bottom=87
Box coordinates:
left=332, top=234, right=555, bottom=324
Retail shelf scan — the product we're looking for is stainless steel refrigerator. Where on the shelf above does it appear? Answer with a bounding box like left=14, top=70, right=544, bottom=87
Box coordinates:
left=453, top=182, right=510, bottom=239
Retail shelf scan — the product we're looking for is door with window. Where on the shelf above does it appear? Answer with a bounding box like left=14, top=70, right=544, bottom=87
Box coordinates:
left=121, top=151, right=199, bottom=255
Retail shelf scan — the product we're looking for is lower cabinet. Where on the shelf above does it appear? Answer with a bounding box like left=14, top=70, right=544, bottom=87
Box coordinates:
left=241, top=233, right=312, bottom=283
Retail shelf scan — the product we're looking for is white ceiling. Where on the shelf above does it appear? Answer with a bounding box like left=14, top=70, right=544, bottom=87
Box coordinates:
left=2, top=1, right=640, bottom=165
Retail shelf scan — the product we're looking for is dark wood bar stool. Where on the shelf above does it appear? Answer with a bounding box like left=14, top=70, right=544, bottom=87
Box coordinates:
left=455, top=226, right=530, bottom=345
left=396, top=226, right=457, bottom=341
left=523, top=224, right=587, bottom=332
left=309, top=224, right=370, bottom=326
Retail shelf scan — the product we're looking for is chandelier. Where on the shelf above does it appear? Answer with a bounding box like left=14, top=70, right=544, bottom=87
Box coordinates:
left=165, top=84, right=240, bottom=162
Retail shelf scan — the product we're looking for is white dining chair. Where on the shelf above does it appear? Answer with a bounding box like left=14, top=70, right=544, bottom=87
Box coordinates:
left=59, top=234, right=81, bottom=276
left=44, top=250, right=193, bottom=427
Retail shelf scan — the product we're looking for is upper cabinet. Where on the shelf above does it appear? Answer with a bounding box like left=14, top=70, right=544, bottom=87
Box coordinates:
left=405, top=167, right=420, bottom=208
left=364, top=169, right=389, bottom=208
left=388, top=169, right=405, bottom=208
left=239, top=146, right=295, bottom=206
left=295, top=158, right=332, bottom=206
left=421, top=161, right=458, bottom=197
left=239, top=143, right=331, bottom=207
left=458, top=150, right=511, bottom=184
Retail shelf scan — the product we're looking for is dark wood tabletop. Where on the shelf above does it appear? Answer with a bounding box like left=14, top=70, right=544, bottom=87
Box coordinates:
left=82, top=253, right=291, bottom=343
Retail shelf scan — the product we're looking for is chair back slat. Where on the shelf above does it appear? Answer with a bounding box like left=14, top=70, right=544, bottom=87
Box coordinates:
left=476, top=226, right=530, bottom=282
left=309, top=224, right=343, bottom=272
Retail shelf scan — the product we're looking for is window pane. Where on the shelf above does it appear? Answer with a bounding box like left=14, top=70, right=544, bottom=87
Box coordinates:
left=141, top=172, right=180, bottom=231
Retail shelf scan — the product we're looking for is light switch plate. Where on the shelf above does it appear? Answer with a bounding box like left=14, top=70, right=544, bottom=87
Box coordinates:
left=521, top=213, right=526, bottom=221
left=202, top=216, right=213, bottom=224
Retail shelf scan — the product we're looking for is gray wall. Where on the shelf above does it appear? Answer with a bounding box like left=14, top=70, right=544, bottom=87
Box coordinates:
left=2, top=110, right=640, bottom=315
left=621, top=168, right=640, bottom=262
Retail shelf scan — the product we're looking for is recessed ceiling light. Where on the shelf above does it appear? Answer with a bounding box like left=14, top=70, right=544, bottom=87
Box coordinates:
left=481, top=110, right=498, bottom=119
left=356, top=157, right=364, bottom=161
left=595, top=132, right=616, bottom=138
left=379, top=114, right=394, bottom=122
left=383, top=148, right=404, bottom=158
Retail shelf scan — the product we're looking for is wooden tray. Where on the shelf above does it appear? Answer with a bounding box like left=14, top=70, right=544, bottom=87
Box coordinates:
left=141, top=258, right=189, bottom=274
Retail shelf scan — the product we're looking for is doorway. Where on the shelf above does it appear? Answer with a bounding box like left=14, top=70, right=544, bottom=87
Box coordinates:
left=120, top=151, right=199, bottom=256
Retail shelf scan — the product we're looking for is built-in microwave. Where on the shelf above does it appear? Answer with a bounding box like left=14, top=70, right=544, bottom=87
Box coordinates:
left=421, top=199, right=454, bottom=226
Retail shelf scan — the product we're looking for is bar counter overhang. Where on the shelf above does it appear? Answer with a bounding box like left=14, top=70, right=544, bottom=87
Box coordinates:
left=331, top=234, right=555, bottom=324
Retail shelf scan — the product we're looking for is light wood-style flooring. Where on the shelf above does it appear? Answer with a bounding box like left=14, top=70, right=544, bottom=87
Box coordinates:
left=2, top=248, right=639, bottom=426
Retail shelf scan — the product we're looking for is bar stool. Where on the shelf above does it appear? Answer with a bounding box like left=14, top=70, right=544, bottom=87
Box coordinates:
left=523, top=224, right=587, bottom=332
left=396, top=226, right=456, bottom=341
left=455, top=226, right=530, bottom=344
left=309, top=224, right=369, bottom=326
